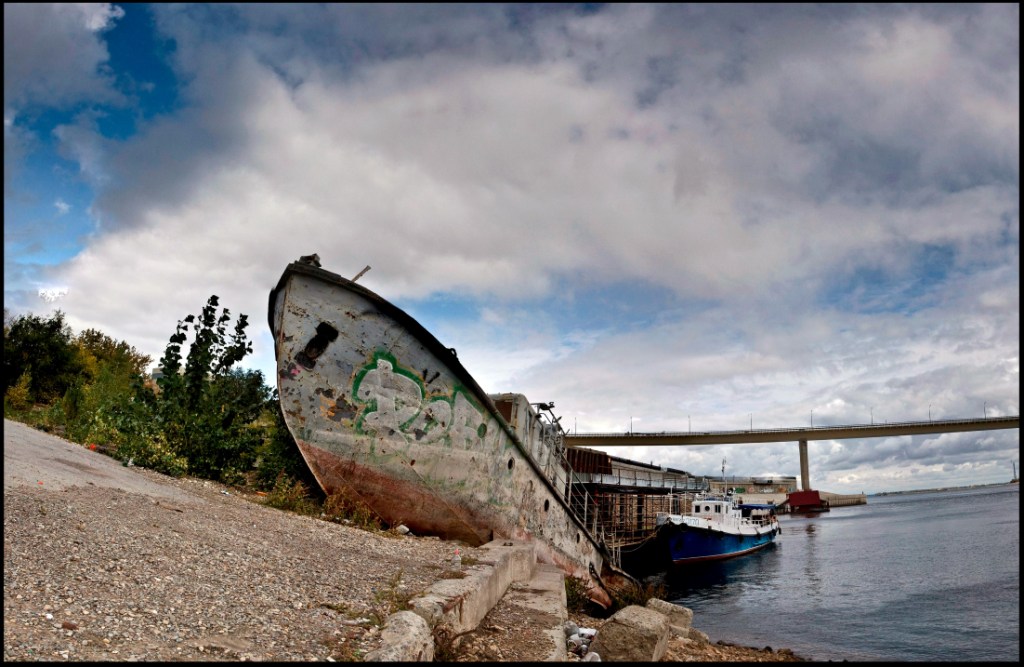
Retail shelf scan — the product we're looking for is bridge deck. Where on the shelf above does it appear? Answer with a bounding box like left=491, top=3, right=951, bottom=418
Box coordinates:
left=565, top=415, right=1019, bottom=447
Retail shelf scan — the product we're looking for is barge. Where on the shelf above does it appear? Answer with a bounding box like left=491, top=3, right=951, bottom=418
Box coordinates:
left=268, top=257, right=636, bottom=606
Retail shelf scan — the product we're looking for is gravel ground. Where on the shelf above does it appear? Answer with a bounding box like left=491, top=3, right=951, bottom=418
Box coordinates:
left=3, top=419, right=473, bottom=662
left=4, top=419, right=808, bottom=662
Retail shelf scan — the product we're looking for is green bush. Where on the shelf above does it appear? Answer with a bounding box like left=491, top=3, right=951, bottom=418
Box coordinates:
left=2, top=300, right=328, bottom=503
left=115, top=430, right=190, bottom=477
left=264, top=473, right=319, bottom=515
left=143, top=295, right=268, bottom=482
left=253, top=401, right=315, bottom=490
left=4, top=311, right=85, bottom=403
left=4, top=371, right=33, bottom=413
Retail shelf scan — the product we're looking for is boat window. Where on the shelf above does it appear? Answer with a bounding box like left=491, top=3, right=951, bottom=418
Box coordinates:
left=715, top=505, right=721, bottom=513
left=703, top=505, right=711, bottom=513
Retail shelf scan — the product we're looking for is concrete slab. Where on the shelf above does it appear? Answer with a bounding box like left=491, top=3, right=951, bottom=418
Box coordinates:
left=499, top=563, right=568, bottom=661
left=407, top=539, right=537, bottom=635
left=369, top=539, right=543, bottom=661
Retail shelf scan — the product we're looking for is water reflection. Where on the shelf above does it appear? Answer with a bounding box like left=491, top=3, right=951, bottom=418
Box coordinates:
left=801, top=521, right=823, bottom=600
left=664, top=542, right=783, bottom=605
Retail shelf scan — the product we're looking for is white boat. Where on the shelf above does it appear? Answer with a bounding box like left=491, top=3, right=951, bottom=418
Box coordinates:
left=657, top=492, right=780, bottom=564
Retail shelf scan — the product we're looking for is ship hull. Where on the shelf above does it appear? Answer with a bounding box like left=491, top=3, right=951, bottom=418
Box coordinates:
left=269, top=261, right=629, bottom=606
left=665, top=525, right=776, bottom=564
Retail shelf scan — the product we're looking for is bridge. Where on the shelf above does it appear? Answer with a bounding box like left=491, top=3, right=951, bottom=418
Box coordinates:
left=565, top=416, right=1020, bottom=491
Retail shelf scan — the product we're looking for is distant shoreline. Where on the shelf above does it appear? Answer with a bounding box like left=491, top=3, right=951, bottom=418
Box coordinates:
left=870, top=480, right=1017, bottom=497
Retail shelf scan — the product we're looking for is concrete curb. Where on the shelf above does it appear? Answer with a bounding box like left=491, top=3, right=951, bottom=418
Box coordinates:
left=501, top=563, right=568, bottom=661
left=365, top=539, right=567, bottom=661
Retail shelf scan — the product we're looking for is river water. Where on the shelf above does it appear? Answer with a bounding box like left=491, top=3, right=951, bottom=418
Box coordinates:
left=657, top=483, right=1019, bottom=662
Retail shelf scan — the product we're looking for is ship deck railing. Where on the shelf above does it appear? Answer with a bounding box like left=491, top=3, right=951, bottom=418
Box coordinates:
left=571, top=470, right=708, bottom=492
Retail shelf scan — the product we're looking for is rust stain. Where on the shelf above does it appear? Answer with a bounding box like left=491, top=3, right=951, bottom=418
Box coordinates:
left=297, top=441, right=492, bottom=546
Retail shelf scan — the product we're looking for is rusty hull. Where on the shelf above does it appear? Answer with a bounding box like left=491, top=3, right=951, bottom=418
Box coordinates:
left=269, top=261, right=623, bottom=606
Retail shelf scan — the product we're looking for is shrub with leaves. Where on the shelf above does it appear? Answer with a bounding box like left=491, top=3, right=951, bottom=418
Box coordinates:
left=4, top=371, right=33, bottom=413
left=610, top=579, right=666, bottom=612
left=264, top=473, right=319, bottom=515
left=253, top=397, right=318, bottom=491
left=321, top=490, right=383, bottom=530
left=565, top=575, right=596, bottom=614
left=3, top=311, right=85, bottom=403
left=141, top=295, right=268, bottom=481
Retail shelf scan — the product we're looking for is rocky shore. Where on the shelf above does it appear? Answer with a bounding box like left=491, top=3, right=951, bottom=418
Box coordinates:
left=4, top=418, right=808, bottom=661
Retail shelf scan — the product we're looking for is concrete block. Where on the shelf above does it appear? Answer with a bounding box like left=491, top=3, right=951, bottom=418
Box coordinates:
left=363, top=610, right=433, bottom=662
left=478, top=538, right=537, bottom=583
left=589, top=605, right=670, bottom=662
left=645, top=598, right=693, bottom=635
left=406, top=539, right=537, bottom=633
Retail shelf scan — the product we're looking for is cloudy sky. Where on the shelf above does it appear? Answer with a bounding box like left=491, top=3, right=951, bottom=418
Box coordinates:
left=5, top=4, right=1019, bottom=494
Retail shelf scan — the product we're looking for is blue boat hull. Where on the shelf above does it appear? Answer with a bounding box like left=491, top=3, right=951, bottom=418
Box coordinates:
left=666, top=525, right=776, bottom=564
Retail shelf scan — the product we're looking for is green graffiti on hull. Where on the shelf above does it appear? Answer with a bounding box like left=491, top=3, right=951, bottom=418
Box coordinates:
left=351, top=350, right=489, bottom=449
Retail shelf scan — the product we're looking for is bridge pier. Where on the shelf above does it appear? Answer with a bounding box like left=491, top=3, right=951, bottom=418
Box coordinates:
left=799, top=439, right=810, bottom=491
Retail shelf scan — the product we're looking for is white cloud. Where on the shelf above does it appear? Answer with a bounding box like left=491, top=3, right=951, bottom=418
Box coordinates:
left=3, top=3, right=124, bottom=110
left=10, top=4, right=1018, bottom=494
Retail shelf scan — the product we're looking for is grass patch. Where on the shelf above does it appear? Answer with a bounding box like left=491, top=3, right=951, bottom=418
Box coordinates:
left=321, top=627, right=366, bottom=662
left=367, top=570, right=415, bottom=627
left=321, top=489, right=384, bottom=530
left=263, top=473, right=319, bottom=515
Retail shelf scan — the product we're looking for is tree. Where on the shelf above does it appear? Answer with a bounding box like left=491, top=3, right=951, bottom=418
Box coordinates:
left=3, top=311, right=84, bottom=403
left=63, top=337, right=150, bottom=445
left=143, top=295, right=266, bottom=481
left=75, top=328, right=151, bottom=379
